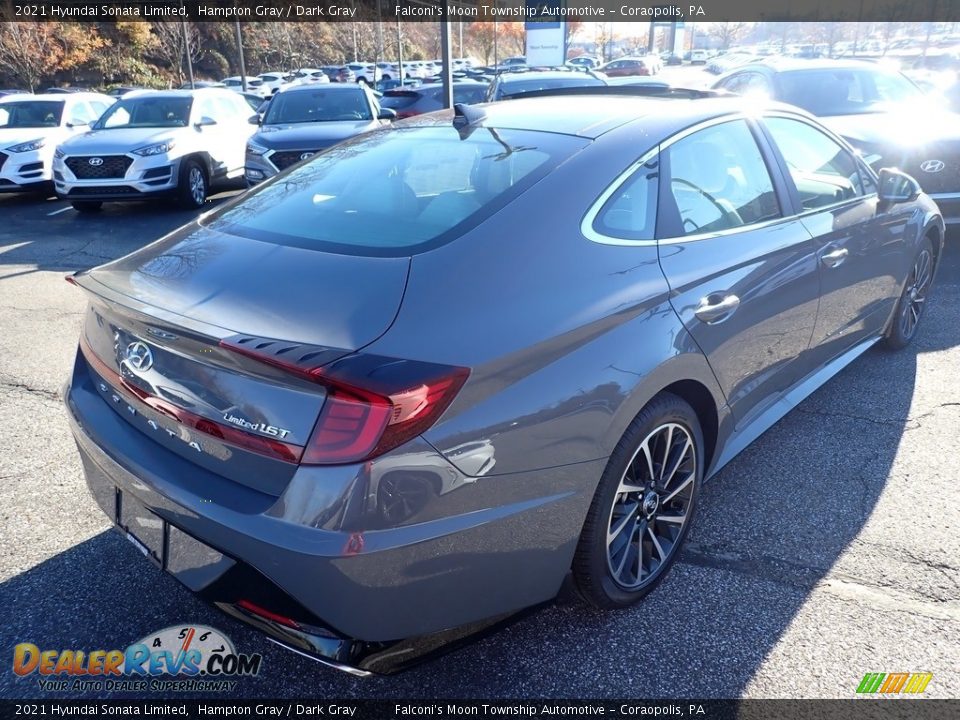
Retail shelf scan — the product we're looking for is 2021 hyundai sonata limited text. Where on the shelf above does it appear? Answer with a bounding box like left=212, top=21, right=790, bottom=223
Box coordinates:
left=64, top=95, right=942, bottom=675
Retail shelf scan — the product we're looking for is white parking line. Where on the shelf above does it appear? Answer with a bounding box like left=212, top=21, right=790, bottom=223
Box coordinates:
left=47, top=206, right=72, bottom=216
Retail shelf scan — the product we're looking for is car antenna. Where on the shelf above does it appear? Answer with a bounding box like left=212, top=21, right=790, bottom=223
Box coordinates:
left=453, top=103, right=485, bottom=128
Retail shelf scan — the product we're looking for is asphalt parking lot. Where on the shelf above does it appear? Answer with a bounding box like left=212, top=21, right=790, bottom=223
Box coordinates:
left=1, top=181, right=959, bottom=700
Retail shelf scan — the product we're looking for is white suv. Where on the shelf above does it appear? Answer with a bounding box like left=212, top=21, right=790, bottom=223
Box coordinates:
left=53, top=88, right=255, bottom=212
left=0, top=92, right=113, bottom=195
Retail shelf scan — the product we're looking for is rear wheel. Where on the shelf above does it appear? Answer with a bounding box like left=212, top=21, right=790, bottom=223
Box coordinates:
left=177, top=159, right=207, bottom=210
left=573, top=393, right=702, bottom=609
left=71, top=201, right=102, bottom=213
left=884, top=236, right=934, bottom=350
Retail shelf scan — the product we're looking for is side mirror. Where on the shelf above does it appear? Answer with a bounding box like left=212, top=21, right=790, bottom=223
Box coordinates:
left=248, top=114, right=261, bottom=125
left=878, top=168, right=921, bottom=204
left=195, top=116, right=217, bottom=128
left=378, top=108, right=397, bottom=121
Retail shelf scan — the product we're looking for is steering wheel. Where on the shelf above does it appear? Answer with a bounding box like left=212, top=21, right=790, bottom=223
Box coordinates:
left=672, top=178, right=742, bottom=231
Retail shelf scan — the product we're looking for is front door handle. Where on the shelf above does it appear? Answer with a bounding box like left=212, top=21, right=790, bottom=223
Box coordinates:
left=821, top=247, right=849, bottom=268
left=695, top=294, right=740, bottom=324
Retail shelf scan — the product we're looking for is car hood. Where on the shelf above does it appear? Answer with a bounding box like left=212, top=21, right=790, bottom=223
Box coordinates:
left=821, top=109, right=960, bottom=147
left=255, top=121, right=378, bottom=149
left=0, top=126, right=66, bottom=148
left=60, top=127, right=182, bottom=155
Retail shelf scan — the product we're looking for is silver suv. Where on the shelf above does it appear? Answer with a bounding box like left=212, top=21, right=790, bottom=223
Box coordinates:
left=53, top=88, right=255, bottom=212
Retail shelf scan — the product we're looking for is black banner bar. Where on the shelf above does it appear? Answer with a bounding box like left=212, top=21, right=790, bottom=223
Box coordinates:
left=2, top=1, right=960, bottom=23
left=0, top=700, right=958, bottom=720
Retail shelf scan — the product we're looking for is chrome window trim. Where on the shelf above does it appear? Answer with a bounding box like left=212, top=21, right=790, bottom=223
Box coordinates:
left=582, top=109, right=883, bottom=248
left=581, top=146, right=660, bottom=247
left=759, top=111, right=874, bottom=216
left=583, top=113, right=782, bottom=246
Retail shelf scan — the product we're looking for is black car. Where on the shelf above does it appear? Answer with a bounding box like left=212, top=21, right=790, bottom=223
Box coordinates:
left=712, top=58, right=960, bottom=223
left=380, top=80, right=489, bottom=118
left=486, top=68, right=609, bottom=101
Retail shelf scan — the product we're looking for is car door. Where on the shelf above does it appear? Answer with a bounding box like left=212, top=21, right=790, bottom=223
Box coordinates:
left=656, top=118, right=822, bottom=428
left=759, top=114, right=907, bottom=362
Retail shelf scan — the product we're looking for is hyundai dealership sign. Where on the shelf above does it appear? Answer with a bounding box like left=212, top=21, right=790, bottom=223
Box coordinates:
left=524, top=0, right=567, bottom=67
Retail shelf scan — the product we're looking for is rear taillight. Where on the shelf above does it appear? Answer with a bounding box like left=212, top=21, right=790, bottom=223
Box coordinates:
left=220, top=340, right=469, bottom=465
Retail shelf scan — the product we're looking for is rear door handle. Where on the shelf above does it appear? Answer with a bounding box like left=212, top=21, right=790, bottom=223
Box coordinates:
left=695, top=294, right=740, bottom=324
left=820, top=247, right=849, bottom=268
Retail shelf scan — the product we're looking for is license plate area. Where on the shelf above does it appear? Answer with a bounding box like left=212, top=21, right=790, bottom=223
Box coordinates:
left=116, top=488, right=166, bottom=567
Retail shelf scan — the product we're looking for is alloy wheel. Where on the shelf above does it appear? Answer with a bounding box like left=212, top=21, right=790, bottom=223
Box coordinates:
left=189, top=166, right=206, bottom=206
left=899, top=247, right=932, bottom=340
left=606, top=422, right=696, bottom=590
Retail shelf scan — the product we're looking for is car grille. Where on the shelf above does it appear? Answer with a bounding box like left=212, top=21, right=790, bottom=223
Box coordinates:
left=0, top=152, right=7, bottom=171
left=65, top=155, right=133, bottom=180
left=67, top=186, right=140, bottom=196
left=898, top=145, right=960, bottom=195
left=270, top=150, right=320, bottom=171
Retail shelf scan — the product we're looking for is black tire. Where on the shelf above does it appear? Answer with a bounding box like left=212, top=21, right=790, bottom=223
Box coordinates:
left=884, top=236, right=935, bottom=350
left=71, top=201, right=102, bottom=213
left=573, top=393, right=703, bottom=609
left=176, top=159, right=207, bottom=210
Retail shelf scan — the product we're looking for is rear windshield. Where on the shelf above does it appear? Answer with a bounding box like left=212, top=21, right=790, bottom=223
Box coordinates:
left=264, top=89, right=372, bottom=124
left=0, top=100, right=65, bottom=128
left=380, top=92, right=420, bottom=110
left=206, top=126, right=586, bottom=256
left=779, top=69, right=921, bottom=116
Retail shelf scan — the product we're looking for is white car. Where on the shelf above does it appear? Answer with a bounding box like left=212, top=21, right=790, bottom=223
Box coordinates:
left=346, top=63, right=383, bottom=85
left=0, top=92, right=113, bottom=195
left=289, top=68, right=332, bottom=86
left=222, top=76, right=271, bottom=97
left=690, top=49, right=708, bottom=64
left=53, top=88, right=255, bottom=212
left=257, top=72, right=293, bottom=94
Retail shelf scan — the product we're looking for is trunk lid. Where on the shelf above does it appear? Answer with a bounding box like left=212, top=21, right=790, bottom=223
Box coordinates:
left=72, top=223, right=410, bottom=494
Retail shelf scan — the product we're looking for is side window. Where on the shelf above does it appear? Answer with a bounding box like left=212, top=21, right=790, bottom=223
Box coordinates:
left=68, top=102, right=94, bottom=125
left=764, top=117, right=864, bottom=211
left=89, top=100, right=109, bottom=119
left=196, top=98, right=219, bottom=123
left=592, top=155, right=659, bottom=241
left=667, top=120, right=781, bottom=237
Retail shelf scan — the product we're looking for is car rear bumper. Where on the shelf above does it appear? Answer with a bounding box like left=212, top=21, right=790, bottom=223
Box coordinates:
left=65, top=348, right=598, bottom=671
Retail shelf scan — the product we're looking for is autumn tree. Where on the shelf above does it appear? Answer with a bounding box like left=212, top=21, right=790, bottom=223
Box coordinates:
left=0, top=22, right=105, bottom=90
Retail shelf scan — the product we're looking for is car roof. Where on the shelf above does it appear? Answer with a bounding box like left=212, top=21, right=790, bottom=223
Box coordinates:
left=737, top=57, right=893, bottom=73
left=421, top=94, right=810, bottom=140
left=2, top=92, right=110, bottom=103
left=277, top=82, right=365, bottom=95
left=436, top=94, right=813, bottom=140
left=122, top=88, right=234, bottom=99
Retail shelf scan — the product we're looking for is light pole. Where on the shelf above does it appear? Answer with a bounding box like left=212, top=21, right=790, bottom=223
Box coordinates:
left=234, top=21, right=247, bottom=91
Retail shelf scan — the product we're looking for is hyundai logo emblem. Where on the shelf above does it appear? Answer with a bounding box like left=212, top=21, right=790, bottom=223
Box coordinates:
left=299, top=152, right=315, bottom=161
left=123, top=341, right=154, bottom=372
left=88, top=157, right=104, bottom=166
left=920, top=159, right=945, bottom=173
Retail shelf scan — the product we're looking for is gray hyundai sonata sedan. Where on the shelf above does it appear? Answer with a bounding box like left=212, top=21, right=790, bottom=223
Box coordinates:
left=65, top=94, right=942, bottom=675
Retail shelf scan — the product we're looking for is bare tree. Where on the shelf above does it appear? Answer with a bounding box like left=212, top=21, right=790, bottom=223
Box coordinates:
left=0, top=22, right=104, bottom=91
left=150, top=21, right=204, bottom=84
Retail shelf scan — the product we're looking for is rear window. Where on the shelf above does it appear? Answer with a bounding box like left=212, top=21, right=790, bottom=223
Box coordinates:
left=380, top=91, right=421, bottom=110
left=206, top=126, right=586, bottom=256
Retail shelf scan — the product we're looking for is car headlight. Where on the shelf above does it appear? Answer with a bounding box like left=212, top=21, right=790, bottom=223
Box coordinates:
left=54, top=147, right=65, bottom=159
left=133, top=140, right=175, bottom=157
left=246, top=140, right=270, bottom=156
left=6, top=138, right=45, bottom=153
